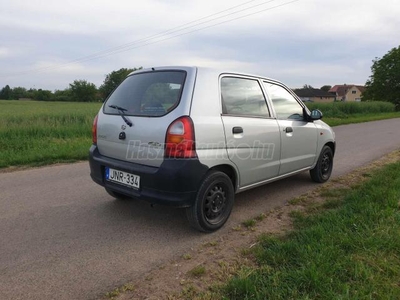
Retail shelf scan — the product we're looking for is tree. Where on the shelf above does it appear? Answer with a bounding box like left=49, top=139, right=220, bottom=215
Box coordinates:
left=364, top=46, right=400, bottom=108
left=10, top=87, right=28, bottom=99
left=303, top=84, right=314, bottom=89
left=69, top=80, right=98, bottom=102
left=32, top=89, right=53, bottom=101
left=26, top=88, right=36, bottom=99
left=0, top=85, right=12, bottom=100
left=320, top=85, right=332, bottom=92
left=99, top=67, right=142, bottom=99
left=53, top=89, right=72, bottom=102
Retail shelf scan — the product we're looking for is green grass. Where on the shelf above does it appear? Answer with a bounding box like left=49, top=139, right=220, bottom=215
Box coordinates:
left=242, top=219, right=257, bottom=228
left=305, top=101, right=400, bottom=126
left=306, top=101, right=396, bottom=116
left=220, top=161, right=400, bottom=299
left=323, top=112, right=400, bottom=126
left=189, top=265, right=206, bottom=277
left=0, top=100, right=101, bottom=168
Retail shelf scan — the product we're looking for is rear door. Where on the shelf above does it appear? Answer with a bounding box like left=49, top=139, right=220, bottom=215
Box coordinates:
left=263, top=81, right=318, bottom=175
left=97, top=69, right=193, bottom=167
left=220, top=76, right=281, bottom=188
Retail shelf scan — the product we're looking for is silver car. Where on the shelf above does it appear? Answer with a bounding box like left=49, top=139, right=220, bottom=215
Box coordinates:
left=89, top=66, right=335, bottom=232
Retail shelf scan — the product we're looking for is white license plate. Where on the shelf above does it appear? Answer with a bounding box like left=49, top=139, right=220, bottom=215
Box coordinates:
left=105, top=167, right=140, bottom=189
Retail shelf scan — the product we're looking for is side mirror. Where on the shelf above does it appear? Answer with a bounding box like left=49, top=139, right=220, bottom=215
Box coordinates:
left=309, top=109, right=323, bottom=121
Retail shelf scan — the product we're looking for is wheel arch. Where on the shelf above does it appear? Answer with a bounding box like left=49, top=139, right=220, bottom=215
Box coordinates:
left=209, top=164, right=238, bottom=192
left=325, top=141, right=336, bottom=156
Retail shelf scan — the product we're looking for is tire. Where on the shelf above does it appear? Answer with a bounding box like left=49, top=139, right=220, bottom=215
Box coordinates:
left=310, top=145, right=333, bottom=183
left=105, top=188, right=131, bottom=200
left=186, top=171, right=235, bottom=232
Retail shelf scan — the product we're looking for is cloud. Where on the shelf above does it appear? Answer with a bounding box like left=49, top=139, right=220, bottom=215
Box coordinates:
left=0, top=0, right=399, bottom=90
left=0, top=47, right=11, bottom=58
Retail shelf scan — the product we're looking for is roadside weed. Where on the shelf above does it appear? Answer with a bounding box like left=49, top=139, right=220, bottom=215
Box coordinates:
left=189, top=265, right=206, bottom=278
left=242, top=219, right=257, bottom=228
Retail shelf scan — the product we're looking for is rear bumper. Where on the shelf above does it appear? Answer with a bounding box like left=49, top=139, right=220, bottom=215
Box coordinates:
left=89, top=145, right=208, bottom=207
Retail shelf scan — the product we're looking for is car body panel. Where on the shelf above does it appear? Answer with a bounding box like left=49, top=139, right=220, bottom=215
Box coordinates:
left=90, top=66, right=335, bottom=208
left=221, top=116, right=281, bottom=186
left=276, top=119, right=318, bottom=175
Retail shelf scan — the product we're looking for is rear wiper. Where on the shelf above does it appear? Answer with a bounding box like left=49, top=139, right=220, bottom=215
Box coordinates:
left=108, top=105, right=133, bottom=127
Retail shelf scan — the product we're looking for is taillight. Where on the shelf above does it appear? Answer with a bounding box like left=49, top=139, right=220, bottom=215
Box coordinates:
left=92, top=114, right=98, bottom=144
left=165, top=116, right=197, bottom=158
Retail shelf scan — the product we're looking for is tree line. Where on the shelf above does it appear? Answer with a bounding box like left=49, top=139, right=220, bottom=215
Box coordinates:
left=0, top=67, right=141, bottom=102
left=1, top=45, right=400, bottom=109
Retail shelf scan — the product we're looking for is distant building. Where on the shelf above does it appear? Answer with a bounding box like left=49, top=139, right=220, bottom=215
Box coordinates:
left=293, top=88, right=336, bottom=102
left=329, top=84, right=365, bottom=101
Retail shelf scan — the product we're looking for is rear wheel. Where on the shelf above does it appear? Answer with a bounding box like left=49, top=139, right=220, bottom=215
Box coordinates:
left=105, top=188, right=131, bottom=200
left=186, top=171, right=234, bottom=232
left=310, top=145, right=333, bottom=183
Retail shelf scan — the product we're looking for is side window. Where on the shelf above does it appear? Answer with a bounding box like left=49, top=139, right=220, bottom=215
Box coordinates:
left=264, top=82, right=304, bottom=120
left=221, top=77, right=270, bottom=117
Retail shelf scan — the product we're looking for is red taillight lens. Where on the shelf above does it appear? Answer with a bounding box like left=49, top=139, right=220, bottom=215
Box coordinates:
left=92, top=114, right=98, bottom=144
left=165, top=116, right=197, bottom=158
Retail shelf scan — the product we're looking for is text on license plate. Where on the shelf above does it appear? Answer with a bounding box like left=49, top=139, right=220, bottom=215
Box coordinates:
left=105, top=167, right=140, bottom=189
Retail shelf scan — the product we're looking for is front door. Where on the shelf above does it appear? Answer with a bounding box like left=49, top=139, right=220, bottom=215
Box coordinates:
left=263, top=81, right=318, bottom=175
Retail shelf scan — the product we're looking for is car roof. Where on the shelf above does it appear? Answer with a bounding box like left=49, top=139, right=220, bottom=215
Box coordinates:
left=129, top=66, right=285, bottom=86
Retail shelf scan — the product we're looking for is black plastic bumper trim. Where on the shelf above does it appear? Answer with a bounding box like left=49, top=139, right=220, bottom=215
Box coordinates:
left=89, top=145, right=208, bottom=207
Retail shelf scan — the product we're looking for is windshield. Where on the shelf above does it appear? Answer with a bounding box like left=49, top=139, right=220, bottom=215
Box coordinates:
left=104, top=70, right=186, bottom=117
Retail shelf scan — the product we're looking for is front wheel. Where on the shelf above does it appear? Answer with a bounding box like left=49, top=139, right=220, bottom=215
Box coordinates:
left=310, top=145, right=333, bottom=183
left=186, top=171, right=235, bottom=232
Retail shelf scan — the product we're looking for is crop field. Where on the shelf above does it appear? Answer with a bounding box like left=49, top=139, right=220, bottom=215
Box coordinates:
left=0, top=100, right=101, bottom=168
left=306, top=101, right=395, bottom=116
left=305, top=101, right=400, bottom=126
left=0, top=100, right=399, bottom=169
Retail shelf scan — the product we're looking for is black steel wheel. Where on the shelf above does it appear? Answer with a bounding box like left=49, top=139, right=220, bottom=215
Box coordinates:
left=186, top=171, right=234, bottom=232
left=310, top=145, right=333, bottom=183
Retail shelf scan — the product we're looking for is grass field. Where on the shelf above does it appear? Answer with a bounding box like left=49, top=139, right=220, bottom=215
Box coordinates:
left=0, top=100, right=101, bottom=168
left=0, top=100, right=399, bottom=169
left=219, top=160, right=400, bottom=299
left=305, top=101, right=400, bottom=126
left=306, top=101, right=396, bottom=116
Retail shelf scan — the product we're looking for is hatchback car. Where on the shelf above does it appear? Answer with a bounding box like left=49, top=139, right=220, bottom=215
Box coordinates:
left=89, top=66, right=335, bottom=232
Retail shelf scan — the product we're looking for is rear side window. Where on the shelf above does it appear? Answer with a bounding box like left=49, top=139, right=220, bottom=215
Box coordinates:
left=104, top=71, right=186, bottom=117
left=221, top=77, right=270, bottom=117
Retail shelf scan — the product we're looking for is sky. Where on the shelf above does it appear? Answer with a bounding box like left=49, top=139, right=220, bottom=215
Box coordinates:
left=1, top=0, right=399, bottom=91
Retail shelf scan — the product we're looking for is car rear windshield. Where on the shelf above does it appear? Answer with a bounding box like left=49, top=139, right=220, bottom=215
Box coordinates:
left=103, top=70, right=186, bottom=117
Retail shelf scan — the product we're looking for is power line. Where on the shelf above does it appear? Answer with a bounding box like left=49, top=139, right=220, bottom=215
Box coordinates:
left=79, top=0, right=300, bottom=62
left=61, top=0, right=262, bottom=64
left=22, top=0, right=262, bottom=75
left=25, top=0, right=280, bottom=72
left=57, top=0, right=280, bottom=66
left=4, top=0, right=300, bottom=77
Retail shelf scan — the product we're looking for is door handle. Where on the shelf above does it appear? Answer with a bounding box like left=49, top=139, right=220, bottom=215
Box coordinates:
left=285, top=127, right=293, bottom=133
left=232, top=127, right=243, bottom=134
